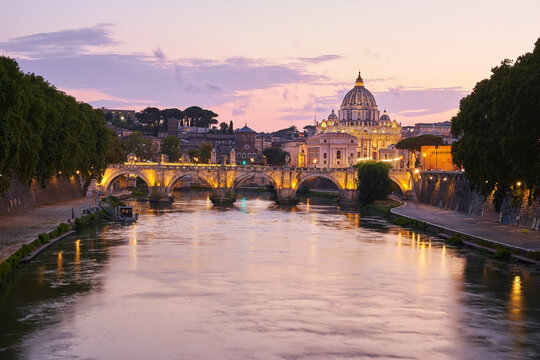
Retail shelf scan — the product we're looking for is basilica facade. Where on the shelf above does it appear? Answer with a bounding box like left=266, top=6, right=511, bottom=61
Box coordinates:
left=315, top=72, right=402, bottom=161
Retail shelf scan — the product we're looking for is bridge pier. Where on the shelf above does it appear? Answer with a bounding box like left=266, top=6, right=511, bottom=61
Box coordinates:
left=338, top=189, right=358, bottom=207
left=276, top=188, right=298, bottom=205
left=210, top=187, right=236, bottom=205
left=148, top=186, right=174, bottom=203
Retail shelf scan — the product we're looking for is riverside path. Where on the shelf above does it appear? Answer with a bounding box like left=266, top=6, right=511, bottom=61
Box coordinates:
left=392, top=202, right=540, bottom=252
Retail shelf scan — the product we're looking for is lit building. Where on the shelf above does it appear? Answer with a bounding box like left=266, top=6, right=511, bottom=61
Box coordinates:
left=234, top=124, right=262, bottom=164
left=421, top=145, right=458, bottom=171
left=315, top=72, right=402, bottom=162
left=306, top=132, right=358, bottom=168
left=281, top=139, right=307, bottom=167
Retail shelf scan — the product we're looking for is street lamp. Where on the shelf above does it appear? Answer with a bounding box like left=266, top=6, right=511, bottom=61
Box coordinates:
left=250, top=157, right=254, bottom=164
left=194, top=157, right=198, bottom=164
left=313, top=159, right=317, bottom=168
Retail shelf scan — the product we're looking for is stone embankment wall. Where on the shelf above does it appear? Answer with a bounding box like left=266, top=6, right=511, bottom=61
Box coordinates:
left=415, top=171, right=540, bottom=230
left=0, top=176, right=83, bottom=214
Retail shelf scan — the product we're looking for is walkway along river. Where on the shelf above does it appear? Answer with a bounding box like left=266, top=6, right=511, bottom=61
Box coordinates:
left=0, top=192, right=539, bottom=359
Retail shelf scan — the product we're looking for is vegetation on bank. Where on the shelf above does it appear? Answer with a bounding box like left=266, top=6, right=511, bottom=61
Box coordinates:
left=0, top=57, right=124, bottom=194
left=355, top=161, right=392, bottom=205
left=451, top=38, right=540, bottom=210
left=0, top=222, right=73, bottom=288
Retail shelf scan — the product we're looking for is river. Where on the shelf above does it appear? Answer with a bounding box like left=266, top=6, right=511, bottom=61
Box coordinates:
left=0, top=192, right=539, bottom=359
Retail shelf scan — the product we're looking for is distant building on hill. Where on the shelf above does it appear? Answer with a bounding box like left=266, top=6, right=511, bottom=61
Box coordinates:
left=314, top=72, right=402, bottom=162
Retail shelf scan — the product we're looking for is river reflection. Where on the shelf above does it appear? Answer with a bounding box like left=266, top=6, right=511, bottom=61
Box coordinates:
left=0, top=191, right=539, bottom=360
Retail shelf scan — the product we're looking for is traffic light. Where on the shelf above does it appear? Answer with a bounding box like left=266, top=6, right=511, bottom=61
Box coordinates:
left=242, top=160, right=247, bottom=165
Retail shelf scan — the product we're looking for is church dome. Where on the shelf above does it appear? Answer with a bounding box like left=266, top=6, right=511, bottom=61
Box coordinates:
left=328, top=109, right=338, bottom=121
left=380, top=110, right=390, bottom=121
left=341, top=72, right=377, bottom=108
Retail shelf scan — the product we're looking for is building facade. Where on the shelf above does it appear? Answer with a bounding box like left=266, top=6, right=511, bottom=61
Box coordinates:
left=421, top=145, right=458, bottom=171
left=315, top=72, right=402, bottom=162
left=306, top=133, right=358, bottom=168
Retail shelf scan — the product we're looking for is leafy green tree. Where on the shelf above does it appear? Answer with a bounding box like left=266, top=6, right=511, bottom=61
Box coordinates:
left=199, top=142, right=213, bottom=164
left=105, top=131, right=125, bottom=164
left=263, top=147, right=289, bottom=166
left=451, top=38, right=540, bottom=209
left=355, top=161, right=392, bottom=205
left=272, top=126, right=298, bottom=139
left=228, top=120, right=234, bottom=134
left=136, top=107, right=160, bottom=136
left=124, top=132, right=155, bottom=161
left=161, top=135, right=180, bottom=162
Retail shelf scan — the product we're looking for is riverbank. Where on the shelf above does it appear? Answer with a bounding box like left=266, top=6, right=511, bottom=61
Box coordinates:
left=391, top=202, right=540, bottom=265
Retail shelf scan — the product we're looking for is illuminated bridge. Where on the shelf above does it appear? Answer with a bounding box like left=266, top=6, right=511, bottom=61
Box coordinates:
left=98, top=163, right=414, bottom=205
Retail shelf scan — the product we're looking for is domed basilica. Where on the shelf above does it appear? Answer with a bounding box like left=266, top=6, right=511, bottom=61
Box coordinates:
left=315, top=72, right=401, bottom=161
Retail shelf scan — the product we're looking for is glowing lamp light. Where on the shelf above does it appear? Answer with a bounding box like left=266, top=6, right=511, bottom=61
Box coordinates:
left=516, top=181, right=522, bottom=187
left=423, top=153, right=426, bottom=157
left=76, top=170, right=80, bottom=174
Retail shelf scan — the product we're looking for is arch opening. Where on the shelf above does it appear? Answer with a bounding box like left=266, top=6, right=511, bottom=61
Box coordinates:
left=390, top=180, right=404, bottom=199
left=106, top=172, right=151, bottom=195
left=296, top=175, right=341, bottom=204
left=234, top=173, right=275, bottom=190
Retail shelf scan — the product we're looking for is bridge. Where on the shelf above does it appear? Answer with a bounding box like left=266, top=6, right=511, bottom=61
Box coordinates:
left=98, top=163, right=415, bottom=205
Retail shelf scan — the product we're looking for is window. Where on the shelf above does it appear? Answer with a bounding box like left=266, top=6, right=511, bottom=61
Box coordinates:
left=245, top=144, right=249, bottom=149
left=323, top=153, right=327, bottom=159
left=323, top=139, right=327, bottom=143
left=336, top=150, right=341, bottom=159
left=323, top=161, right=327, bottom=164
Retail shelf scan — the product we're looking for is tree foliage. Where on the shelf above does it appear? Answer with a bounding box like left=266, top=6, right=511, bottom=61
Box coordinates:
left=0, top=57, right=119, bottom=193
left=395, top=134, right=444, bottom=152
left=355, top=161, right=392, bottom=205
left=451, top=38, right=540, bottom=209
left=199, top=142, right=213, bottom=164
left=263, top=147, right=289, bottom=166
left=124, top=132, right=155, bottom=161
left=161, top=135, right=180, bottom=162
left=271, top=126, right=298, bottom=139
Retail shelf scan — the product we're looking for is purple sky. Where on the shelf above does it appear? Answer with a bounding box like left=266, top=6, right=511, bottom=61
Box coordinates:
left=1, top=1, right=539, bottom=131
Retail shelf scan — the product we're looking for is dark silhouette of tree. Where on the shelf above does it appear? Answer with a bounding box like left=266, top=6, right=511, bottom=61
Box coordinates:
left=395, top=134, right=444, bottom=152
left=452, top=38, right=540, bottom=210
left=263, top=147, right=289, bottom=166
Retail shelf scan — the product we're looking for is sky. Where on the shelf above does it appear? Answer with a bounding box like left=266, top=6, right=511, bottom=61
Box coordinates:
left=1, top=0, right=538, bottom=132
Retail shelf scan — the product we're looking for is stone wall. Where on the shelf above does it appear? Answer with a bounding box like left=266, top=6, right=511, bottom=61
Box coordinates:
left=0, top=176, right=83, bottom=214
left=415, top=171, right=540, bottom=230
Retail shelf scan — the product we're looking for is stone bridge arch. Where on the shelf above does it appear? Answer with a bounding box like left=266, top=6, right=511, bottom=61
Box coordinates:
left=234, top=171, right=278, bottom=189
left=99, top=168, right=154, bottom=193
left=296, top=173, right=345, bottom=192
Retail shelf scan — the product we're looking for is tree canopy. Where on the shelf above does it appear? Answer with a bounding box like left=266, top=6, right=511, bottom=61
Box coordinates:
left=263, top=147, right=289, bottom=166
left=161, top=135, right=180, bottom=162
left=0, top=57, right=120, bottom=193
left=395, top=134, right=444, bottom=152
left=355, top=161, right=392, bottom=205
left=124, top=132, right=155, bottom=161
left=451, top=38, right=540, bottom=208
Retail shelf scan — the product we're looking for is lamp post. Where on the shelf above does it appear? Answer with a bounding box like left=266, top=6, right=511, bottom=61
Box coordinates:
left=313, top=158, right=317, bottom=168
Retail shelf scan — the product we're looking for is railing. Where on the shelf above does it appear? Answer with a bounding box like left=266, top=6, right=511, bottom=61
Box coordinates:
left=110, top=162, right=357, bottom=172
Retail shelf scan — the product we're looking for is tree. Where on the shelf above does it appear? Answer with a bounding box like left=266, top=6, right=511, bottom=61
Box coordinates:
left=451, top=38, right=540, bottom=210
left=263, top=147, right=289, bottom=166
left=219, top=122, right=229, bottom=133
left=124, top=132, right=155, bottom=161
left=395, top=134, right=444, bottom=152
left=0, top=57, right=121, bottom=194
left=272, top=126, right=298, bottom=139
left=136, top=107, right=160, bottom=136
left=161, top=135, right=180, bottom=162
left=199, top=142, right=213, bottom=164
left=355, top=161, right=392, bottom=205
left=105, top=131, right=125, bottom=164
left=188, top=149, right=199, bottom=162
left=228, top=120, right=234, bottom=134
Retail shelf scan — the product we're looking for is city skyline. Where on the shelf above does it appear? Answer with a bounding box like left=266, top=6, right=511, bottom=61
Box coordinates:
left=1, top=0, right=539, bottom=131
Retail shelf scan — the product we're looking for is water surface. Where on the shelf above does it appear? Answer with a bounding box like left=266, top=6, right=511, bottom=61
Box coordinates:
left=1, top=192, right=539, bottom=359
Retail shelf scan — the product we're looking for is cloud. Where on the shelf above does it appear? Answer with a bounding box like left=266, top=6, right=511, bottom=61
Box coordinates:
left=0, top=24, right=116, bottom=58
left=153, top=47, right=165, bottom=60
left=297, top=54, right=343, bottom=63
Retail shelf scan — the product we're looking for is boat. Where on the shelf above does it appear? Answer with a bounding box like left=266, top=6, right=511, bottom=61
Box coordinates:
left=115, top=206, right=139, bottom=223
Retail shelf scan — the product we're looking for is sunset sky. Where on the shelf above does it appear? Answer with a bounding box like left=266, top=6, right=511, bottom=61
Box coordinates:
left=1, top=0, right=538, bottom=131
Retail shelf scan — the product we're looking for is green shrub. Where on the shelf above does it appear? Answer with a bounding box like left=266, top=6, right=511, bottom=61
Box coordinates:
left=446, top=236, right=464, bottom=246
left=529, top=251, right=540, bottom=261
left=57, top=223, right=70, bottom=234
left=38, top=233, right=49, bottom=244
left=494, top=249, right=512, bottom=261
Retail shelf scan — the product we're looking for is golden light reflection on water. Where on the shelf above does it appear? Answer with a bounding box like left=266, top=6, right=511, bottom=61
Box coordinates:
left=56, top=251, right=63, bottom=278
left=75, top=239, right=80, bottom=281
left=129, top=233, right=137, bottom=269
left=509, top=275, right=522, bottom=321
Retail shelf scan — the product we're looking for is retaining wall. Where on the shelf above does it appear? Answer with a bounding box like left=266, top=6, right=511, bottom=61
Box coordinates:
left=416, top=171, right=540, bottom=230
left=0, top=176, right=83, bottom=214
